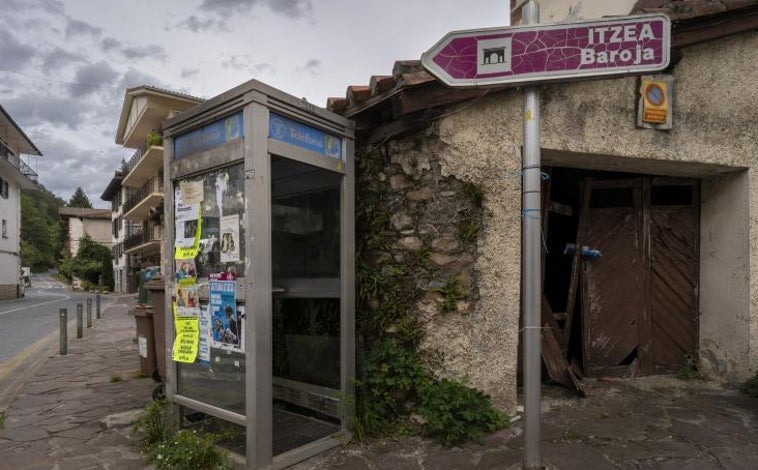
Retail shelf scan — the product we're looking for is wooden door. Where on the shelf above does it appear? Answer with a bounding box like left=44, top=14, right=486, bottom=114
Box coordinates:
left=649, top=179, right=700, bottom=372
left=580, top=177, right=699, bottom=376
left=581, top=179, right=645, bottom=376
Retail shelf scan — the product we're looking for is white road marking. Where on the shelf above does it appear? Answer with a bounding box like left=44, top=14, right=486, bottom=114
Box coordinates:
left=0, top=290, right=70, bottom=316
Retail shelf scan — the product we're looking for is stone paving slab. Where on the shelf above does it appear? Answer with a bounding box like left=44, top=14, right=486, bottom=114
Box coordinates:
left=0, top=296, right=155, bottom=470
left=292, top=377, right=758, bottom=470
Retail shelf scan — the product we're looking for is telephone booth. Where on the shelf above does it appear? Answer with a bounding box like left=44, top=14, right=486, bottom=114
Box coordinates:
left=162, top=80, right=355, bottom=468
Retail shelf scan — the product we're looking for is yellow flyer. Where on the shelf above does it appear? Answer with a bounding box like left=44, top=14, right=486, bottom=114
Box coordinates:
left=172, top=315, right=200, bottom=363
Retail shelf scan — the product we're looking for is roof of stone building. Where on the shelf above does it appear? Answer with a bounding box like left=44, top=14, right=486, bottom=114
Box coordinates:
left=58, top=207, right=112, bottom=219
left=327, top=0, right=758, bottom=138
left=632, top=0, right=758, bottom=20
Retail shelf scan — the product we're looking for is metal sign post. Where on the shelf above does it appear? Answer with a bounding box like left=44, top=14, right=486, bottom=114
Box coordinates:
left=421, top=4, right=671, bottom=468
left=520, top=5, right=542, bottom=469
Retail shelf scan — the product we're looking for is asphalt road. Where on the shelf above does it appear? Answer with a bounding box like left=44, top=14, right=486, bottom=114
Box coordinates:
left=0, top=272, right=114, bottom=367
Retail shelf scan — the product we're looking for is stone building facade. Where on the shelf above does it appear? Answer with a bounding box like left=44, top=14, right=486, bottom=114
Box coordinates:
left=330, top=0, right=758, bottom=412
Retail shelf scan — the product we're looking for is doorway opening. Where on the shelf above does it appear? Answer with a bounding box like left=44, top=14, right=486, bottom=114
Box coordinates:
left=540, top=167, right=700, bottom=384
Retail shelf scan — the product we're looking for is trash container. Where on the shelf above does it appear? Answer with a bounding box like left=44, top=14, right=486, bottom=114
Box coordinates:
left=132, top=305, right=157, bottom=377
left=144, top=275, right=166, bottom=382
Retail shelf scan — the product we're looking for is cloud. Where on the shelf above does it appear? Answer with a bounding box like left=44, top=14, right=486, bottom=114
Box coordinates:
left=68, top=61, right=120, bottom=98
left=199, top=0, right=313, bottom=19
left=99, top=37, right=167, bottom=61
left=222, top=56, right=276, bottom=76
left=64, top=18, right=102, bottom=38
left=120, top=44, right=167, bottom=61
left=174, top=15, right=228, bottom=33
left=181, top=68, right=200, bottom=79
left=0, top=30, right=38, bottom=70
left=299, top=59, right=321, bottom=76
left=3, top=92, right=96, bottom=130
left=42, top=47, right=87, bottom=74
left=29, top=132, right=130, bottom=203
left=101, top=37, right=122, bottom=52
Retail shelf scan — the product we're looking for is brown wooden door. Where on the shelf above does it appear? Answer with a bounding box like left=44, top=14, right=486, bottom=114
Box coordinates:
left=649, top=180, right=700, bottom=372
left=580, top=177, right=699, bottom=376
left=581, top=179, right=645, bottom=375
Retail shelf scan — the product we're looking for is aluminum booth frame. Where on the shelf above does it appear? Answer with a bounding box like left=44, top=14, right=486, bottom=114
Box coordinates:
left=162, top=79, right=355, bottom=469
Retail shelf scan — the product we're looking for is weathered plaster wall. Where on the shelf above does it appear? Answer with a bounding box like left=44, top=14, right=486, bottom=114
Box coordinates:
left=434, top=30, right=758, bottom=390
left=700, top=171, right=751, bottom=382
left=512, top=0, right=636, bottom=24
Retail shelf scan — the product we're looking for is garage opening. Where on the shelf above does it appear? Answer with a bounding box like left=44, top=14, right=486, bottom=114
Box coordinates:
left=540, top=167, right=700, bottom=382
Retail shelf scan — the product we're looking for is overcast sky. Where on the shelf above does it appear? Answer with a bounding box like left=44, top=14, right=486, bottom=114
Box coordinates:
left=0, top=0, right=509, bottom=207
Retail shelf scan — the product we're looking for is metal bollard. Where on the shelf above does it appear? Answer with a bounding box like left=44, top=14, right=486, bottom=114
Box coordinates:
left=86, top=298, right=92, bottom=328
left=77, top=303, right=83, bottom=338
left=96, top=294, right=101, bottom=319
left=59, top=308, right=68, bottom=355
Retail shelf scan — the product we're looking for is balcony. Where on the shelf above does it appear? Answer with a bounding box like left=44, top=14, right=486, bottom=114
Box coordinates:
left=0, top=144, right=38, bottom=185
left=122, top=145, right=163, bottom=188
left=124, top=221, right=162, bottom=255
left=123, top=176, right=163, bottom=221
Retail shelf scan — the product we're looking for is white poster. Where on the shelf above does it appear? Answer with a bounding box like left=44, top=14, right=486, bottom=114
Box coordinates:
left=198, top=304, right=211, bottom=364
left=179, top=180, right=204, bottom=205
left=219, top=214, right=240, bottom=263
left=175, top=201, right=200, bottom=248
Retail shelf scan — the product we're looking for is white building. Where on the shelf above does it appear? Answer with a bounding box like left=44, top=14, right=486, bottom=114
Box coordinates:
left=0, top=104, right=42, bottom=300
left=100, top=171, right=132, bottom=293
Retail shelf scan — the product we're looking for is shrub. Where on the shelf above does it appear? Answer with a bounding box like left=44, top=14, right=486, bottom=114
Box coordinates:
left=133, top=400, right=230, bottom=470
left=355, top=340, right=432, bottom=436
left=418, top=379, right=508, bottom=447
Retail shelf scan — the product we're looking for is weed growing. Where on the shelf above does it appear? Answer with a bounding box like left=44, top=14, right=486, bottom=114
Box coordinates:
left=133, top=400, right=230, bottom=470
left=109, top=373, right=123, bottom=383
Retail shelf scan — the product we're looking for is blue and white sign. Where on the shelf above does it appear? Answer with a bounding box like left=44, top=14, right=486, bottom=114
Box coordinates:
left=174, top=112, right=244, bottom=160
left=269, top=113, right=342, bottom=160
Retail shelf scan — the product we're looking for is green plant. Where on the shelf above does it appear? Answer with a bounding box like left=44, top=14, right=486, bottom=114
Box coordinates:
left=418, top=379, right=508, bottom=447
left=133, top=400, right=230, bottom=470
left=739, top=372, right=758, bottom=398
left=0, top=410, right=5, bottom=429
left=146, top=130, right=163, bottom=147
left=355, top=340, right=432, bottom=436
left=462, top=182, right=484, bottom=207
left=676, top=355, right=708, bottom=381
left=110, top=373, right=123, bottom=383
left=458, top=220, right=481, bottom=246
left=435, top=278, right=466, bottom=313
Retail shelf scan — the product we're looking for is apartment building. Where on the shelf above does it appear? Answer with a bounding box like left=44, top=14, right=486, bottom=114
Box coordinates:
left=114, top=86, right=203, bottom=273
left=100, top=170, right=132, bottom=293
left=0, top=104, right=42, bottom=299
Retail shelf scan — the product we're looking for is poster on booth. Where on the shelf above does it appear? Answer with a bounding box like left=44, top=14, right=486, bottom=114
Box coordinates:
left=197, top=304, right=212, bottom=364
left=175, top=284, right=200, bottom=317
left=172, top=313, right=200, bottom=363
left=174, top=193, right=202, bottom=259
left=209, top=280, right=243, bottom=352
left=175, top=258, right=197, bottom=287
left=219, top=214, right=240, bottom=263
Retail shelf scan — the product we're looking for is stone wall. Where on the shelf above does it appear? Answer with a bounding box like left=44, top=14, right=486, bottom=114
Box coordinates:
left=358, top=129, right=520, bottom=412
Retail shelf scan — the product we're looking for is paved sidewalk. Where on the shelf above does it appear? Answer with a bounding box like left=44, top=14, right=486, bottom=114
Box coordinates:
left=293, top=378, right=758, bottom=470
left=2, top=294, right=758, bottom=469
left=0, top=295, right=154, bottom=470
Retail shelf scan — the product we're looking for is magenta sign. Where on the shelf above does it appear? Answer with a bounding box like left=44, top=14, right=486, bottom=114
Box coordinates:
left=422, top=14, right=670, bottom=87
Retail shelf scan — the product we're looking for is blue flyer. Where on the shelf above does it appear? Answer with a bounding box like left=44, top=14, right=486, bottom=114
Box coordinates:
left=209, top=280, right=243, bottom=352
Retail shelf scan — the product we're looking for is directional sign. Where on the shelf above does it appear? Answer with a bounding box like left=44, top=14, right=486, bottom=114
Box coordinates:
left=422, top=14, right=670, bottom=87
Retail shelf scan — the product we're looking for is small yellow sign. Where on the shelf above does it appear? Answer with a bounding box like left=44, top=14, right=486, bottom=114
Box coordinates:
left=172, top=316, right=200, bottom=363
left=641, top=77, right=669, bottom=124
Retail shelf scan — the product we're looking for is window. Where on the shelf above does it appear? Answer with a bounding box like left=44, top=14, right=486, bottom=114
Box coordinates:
left=2, top=219, right=7, bottom=238
left=0, top=178, right=8, bottom=199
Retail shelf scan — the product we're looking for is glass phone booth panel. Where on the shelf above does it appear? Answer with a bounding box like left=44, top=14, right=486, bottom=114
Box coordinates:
left=271, top=156, right=342, bottom=455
